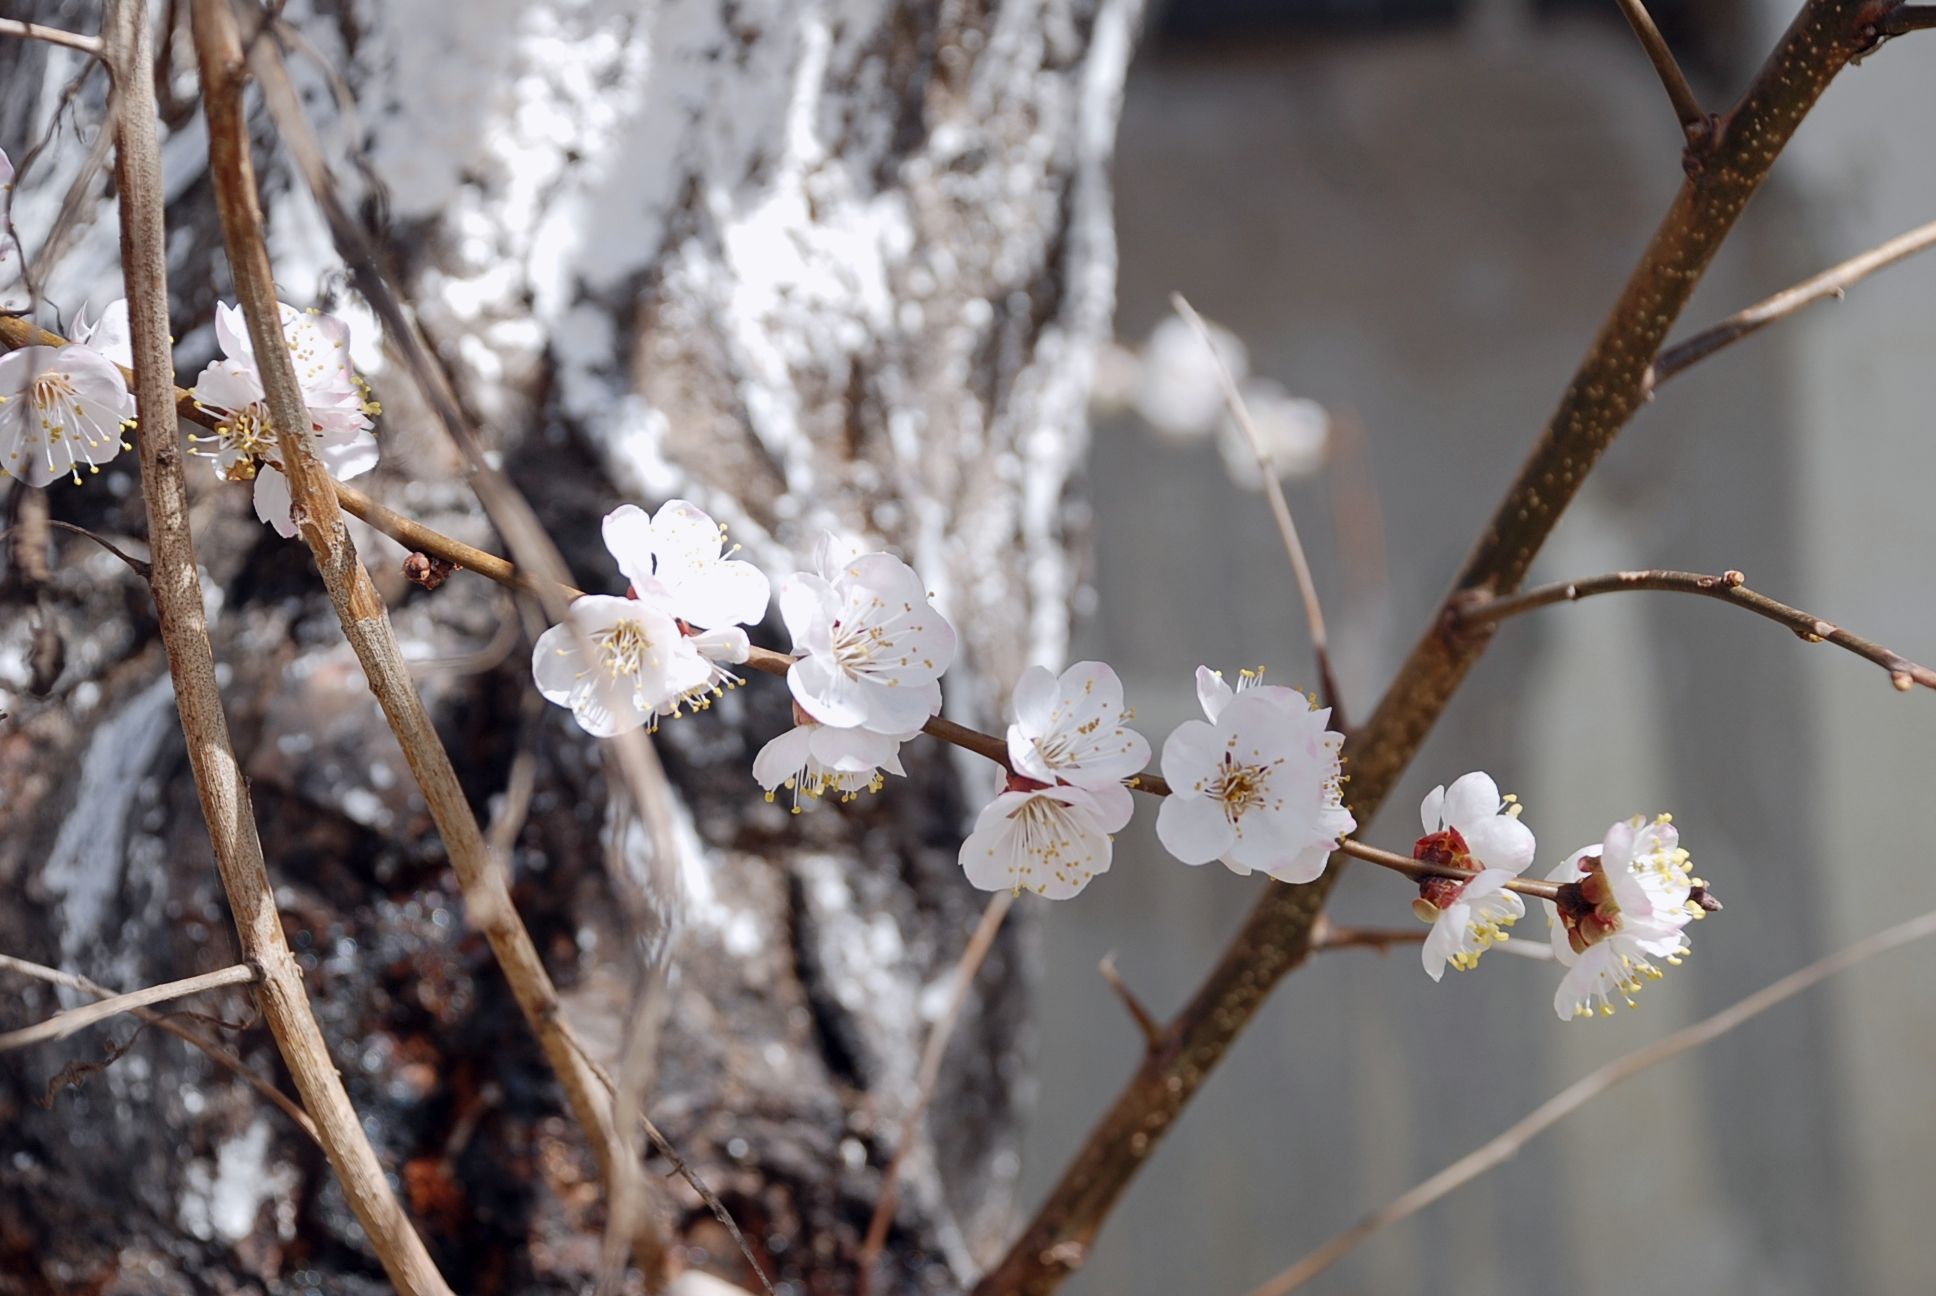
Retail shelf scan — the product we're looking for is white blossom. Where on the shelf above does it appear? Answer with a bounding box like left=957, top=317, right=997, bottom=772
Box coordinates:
left=1412, top=772, right=1537, bottom=980
left=74, top=299, right=134, bottom=368
left=960, top=781, right=1133, bottom=900
left=780, top=547, right=956, bottom=735
left=753, top=720, right=915, bottom=810
left=1543, top=815, right=1705, bottom=1020
left=1006, top=661, right=1149, bottom=790
left=531, top=595, right=715, bottom=738
left=1155, top=672, right=1353, bottom=884
left=0, top=345, right=135, bottom=487
left=600, top=500, right=770, bottom=632
left=189, top=302, right=378, bottom=537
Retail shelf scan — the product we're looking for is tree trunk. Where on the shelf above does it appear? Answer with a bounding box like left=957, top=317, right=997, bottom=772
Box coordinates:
left=0, top=0, right=1141, bottom=1290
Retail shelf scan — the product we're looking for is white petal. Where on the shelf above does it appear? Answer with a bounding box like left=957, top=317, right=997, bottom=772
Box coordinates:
left=778, top=574, right=838, bottom=655
left=1420, top=784, right=1447, bottom=834
left=252, top=468, right=297, bottom=537
left=788, top=652, right=870, bottom=727
left=752, top=725, right=817, bottom=791
left=1156, top=792, right=1233, bottom=866
left=689, top=626, right=749, bottom=664
left=601, top=504, right=657, bottom=591
left=809, top=725, right=901, bottom=773
left=1462, top=813, right=1536, bottom=876
left=1441, top=771, right=1503, bottom=833
left=1158, top=718, right=1222, bottom=793
left=670, top=558, right=771, bottom=630
left=318, top=429, right=379, bottom=481
left=1010, top=665, right=1058, bottom=739
left=1008, top=721, right=1056, bottom=785
left=532, top=621, right=591, bottom=704
left=1193, top=665, right=1234, bottom=722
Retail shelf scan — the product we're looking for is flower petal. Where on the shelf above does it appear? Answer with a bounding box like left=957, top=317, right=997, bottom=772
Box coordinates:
left=1156, top=792, right=1233, bottom=866
left=602, top=504, right=657, bottom=591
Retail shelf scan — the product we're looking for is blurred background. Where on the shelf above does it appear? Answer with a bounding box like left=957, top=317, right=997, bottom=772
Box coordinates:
left=1026, top=1, right=1936, bottom=1292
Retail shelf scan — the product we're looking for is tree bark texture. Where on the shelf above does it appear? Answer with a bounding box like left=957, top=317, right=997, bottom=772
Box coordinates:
left=0, top=0, right=1142, bottom=1290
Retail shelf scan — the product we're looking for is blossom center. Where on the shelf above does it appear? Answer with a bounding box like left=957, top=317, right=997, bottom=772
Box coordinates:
left=28, top=372, right=76, bottom=410
left=1208, top=752, right=1276, bottom=822
left=597, top=619, right=657, bottom=679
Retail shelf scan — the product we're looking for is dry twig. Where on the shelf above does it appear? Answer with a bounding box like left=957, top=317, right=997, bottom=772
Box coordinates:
left=0, top=962, right=257, bottom=1051
left=1613, top=0, right=1709, bottom=135
left=1250, top=904, right=1936, bottom=1294
left=103, top=1, right=450, bottom=1289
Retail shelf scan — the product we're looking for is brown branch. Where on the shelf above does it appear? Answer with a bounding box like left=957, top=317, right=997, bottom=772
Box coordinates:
left=1250, top=902, right=1936, bottom=1294
left=0, top=961, right=257, bottom=1051
left=1881, top=4, right=1936, bottom=33
left=1614, top=0, right=1709, bottom=136
left=101, top=1, right=451, bottom=1289
left=0, top=952, right=320, bottom=1143
left=187, top=1, right=654, bottom=1281
left=0, top=18, right=104, bottom=57
left=1171, top=293, right=1345, bottom=727
left=1647, top=217, right=1936, bottom=389
left=1454, top=568, right=1936, bottom=692
left=856, top=892, right=1016, bottom=1295
left=1308, top=922, right=1427, bottom=955
left=973, top=5, right=1895, bottom=1290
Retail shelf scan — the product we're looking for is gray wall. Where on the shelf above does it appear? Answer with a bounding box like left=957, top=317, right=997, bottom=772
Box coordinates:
left=1018, top=9, right=1936, bottom=1293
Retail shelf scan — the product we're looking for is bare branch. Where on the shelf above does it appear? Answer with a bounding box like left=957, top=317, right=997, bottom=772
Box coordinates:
left=0, top=18, right=104, bottom=57
left=0, top=962, right=257, bottom=1052
left=0, top=518, right=152, bottom=578
left=188, top=0, right=652, bottom=1278
left=1454, top=568, right=1936, bottom=692
left=1881, top=4, right=1936, bottom=33
left=1335, top=839, right=1567, bottom=903
left=1648, top=218, right=1936, bottom=389
left=1308, top=922, right=1427, bottom=956
left=0, top=952, right=319, bottom=1142
left=1096, top=955, right=1165, bottom=1051
left=857, top=893, right=1015, bottom=1294
left=1170, top=293, right=1344, bottom=727
left=1614, top=0, right=1709, bottom=135
left=101, top=1, right=450, bottom=1288
left=1250, top=904, right=1936, bottom=1295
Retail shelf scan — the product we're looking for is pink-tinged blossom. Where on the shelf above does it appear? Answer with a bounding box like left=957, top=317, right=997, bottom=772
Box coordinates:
left=189, top=302, right=378, bottom=537
left=753, top=721, right=916, bottom=811
left=1543, top=815, right=1706, bottom=1020
left=1006, top=661, right=1149, bottom=791
left=780, top=547, right=956, bottom=736
left=0, top=345, right=135, bottom=487
left=960, top=780, right=1134, bottom=900
left=1412, top=771, right=1537, bottom=980
left=1155, top=670, right=1353, bottom=884
left=601, top=501, right=770, bottom=633
left=531, top=595, right=716, bottom=738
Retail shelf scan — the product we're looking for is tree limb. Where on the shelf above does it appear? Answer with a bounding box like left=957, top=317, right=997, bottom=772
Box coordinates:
left=1454, top=568, right=1936, bottom=691
left=973, top=5, right=1899, bottom=1290
left=102, top=2, right=451, bottom=1290
left=1614, top=0, right=1709, bottom=136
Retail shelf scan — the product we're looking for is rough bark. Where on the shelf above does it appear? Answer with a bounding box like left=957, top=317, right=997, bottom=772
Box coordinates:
left=0, top=0, right=1142, bottom=1291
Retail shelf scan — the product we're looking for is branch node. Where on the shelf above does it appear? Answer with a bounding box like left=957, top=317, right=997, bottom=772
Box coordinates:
left=1098, top=955, right=1164, bottom=1053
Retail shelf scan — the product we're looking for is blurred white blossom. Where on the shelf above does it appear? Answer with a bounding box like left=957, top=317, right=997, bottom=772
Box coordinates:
left=0, top=344, right=135, bottom=487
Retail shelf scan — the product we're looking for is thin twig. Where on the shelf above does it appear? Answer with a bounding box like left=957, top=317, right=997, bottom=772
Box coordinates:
left=189, top=1, right=653, bottom=1279
left=1249, top=904, right=1936, bottom=1295
left=1454, top=568, right=1936, bottom=692
left=0, top=962, right=257, bottom=1051
left=1170, top=293, right=1344, bottom=728
left=0, top=18, right=104, bottom=57
left=557, top=1021, right=777, bottom=1296
left=1613, top=0, right=1708, bottom=135
left=1308, top=922, right=1427, bottom=955
left=0, top=518, right=152, bottom=578
left=1096, top=955, right=1165, bottom=1050
left=1647, top=218, right=1936, bottom=390
left=103, top=2, right=450, bottom=1289
left=0, top=953, right=320, bottom=1143
left=1335, top=839, right=1565, bottom=902
left=857, top=893, right=1015, bottom=1295
left=975, top=6, right=1893, bottom=1290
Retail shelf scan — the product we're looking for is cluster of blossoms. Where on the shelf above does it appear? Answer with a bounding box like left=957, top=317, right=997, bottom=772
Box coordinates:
left=528, top=512, right=1714, bottom=1022
left=1403, top=772, right=1710, bottom=1018
left=0, top=286, right=382, bottom=541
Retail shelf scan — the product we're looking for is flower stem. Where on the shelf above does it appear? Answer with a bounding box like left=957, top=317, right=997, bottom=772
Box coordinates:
left=1337, top=839, right=1564, bottom=903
